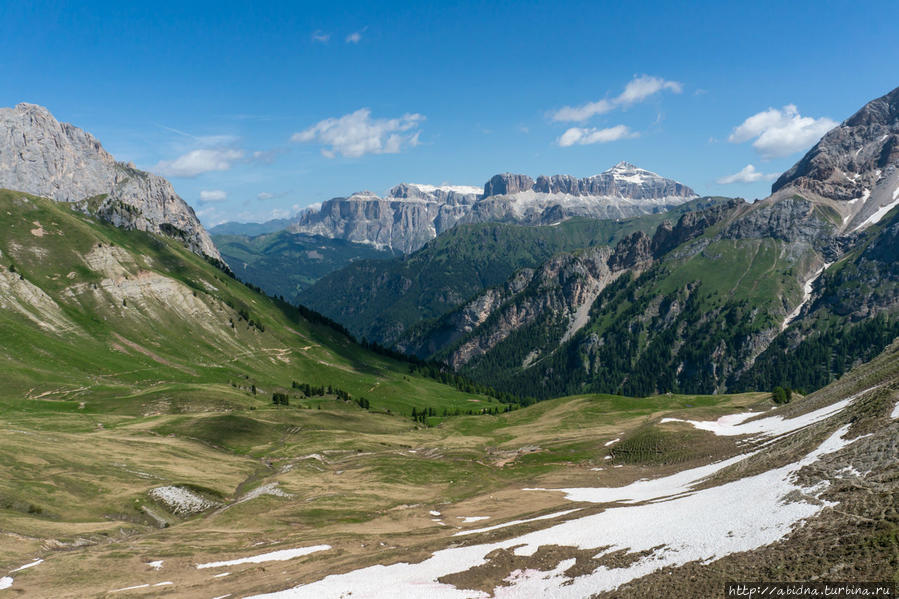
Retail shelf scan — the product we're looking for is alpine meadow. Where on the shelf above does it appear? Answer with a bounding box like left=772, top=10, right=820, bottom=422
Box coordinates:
left=0, top=2, right=897, bottom=598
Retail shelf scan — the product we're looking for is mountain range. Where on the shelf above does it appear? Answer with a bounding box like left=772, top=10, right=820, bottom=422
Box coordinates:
left=0, top=89, right=897, bottom=597
left=293, top=86, right=899, bottom=400
left=290, top=162, right=697, bottom=253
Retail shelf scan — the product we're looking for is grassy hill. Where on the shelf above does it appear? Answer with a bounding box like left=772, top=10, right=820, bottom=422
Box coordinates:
left=298, top=197, right=732, bottom=346
left=0, top=189, right=501, bottom=417
left=214, top=230, right=395, bottom=302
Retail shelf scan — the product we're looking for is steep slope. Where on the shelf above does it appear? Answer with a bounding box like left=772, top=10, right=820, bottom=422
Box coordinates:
left=292, top=184, right=481, bottom=253
left=0, top=189, right=499, bottom=416
left=0, top=103, right=221, bottom=261
left=214, top=230, right=395, bottom=302
left=298, top=198, right=728, bottom=347
left=772, top=85, right=899, bottom=232
left=291, top=164, right=697, bottom=253
left=403, top=201, right=739, bottom=365
left=409, top=87, right=899, bottom=399
left=738, top=204, right=899, bottom=392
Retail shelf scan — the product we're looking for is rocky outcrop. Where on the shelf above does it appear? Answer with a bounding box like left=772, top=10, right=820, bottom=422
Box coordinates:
left=0, top=103, right=221, bottom=261
left=484, top=173, right=535, bottom=196
left=292, top=163, right=698, bottom=253
left=398, top=200, right=743, bottom=367
left=772, top=85, right=899, bottom=232
left=433, top=247, right=616, bottom=369
left=291, top=187, right=479, bottom=253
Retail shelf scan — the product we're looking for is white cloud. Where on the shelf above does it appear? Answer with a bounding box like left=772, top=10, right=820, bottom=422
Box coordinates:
left=557, top=125, right=637, bottom=147
left=728, top=105, right=837, bottom=159
left=291, top=108, right=424, bottom=158
left=311, top=30, right=330, bottom=43
left=551, top=75, right=682, bottom=122
left=716, top=164, right=779, bottom=185
left=199, top=189, right=227, bottom=203
left=617, top=75, right=683, bottom=105
left=257, top=192, right=274, bottom=201
left=345, top=28, right=365, bottom=43
left=154, top=148, right=244, bottom=177
left=551, top=100, right=615, bottom=122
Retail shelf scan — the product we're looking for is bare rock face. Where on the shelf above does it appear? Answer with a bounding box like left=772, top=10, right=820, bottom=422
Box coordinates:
left=772, top=86, right=899, bottom=232
left=0, top=103, right=221, bottom=262
left=292, top=163, right=698, bottom=253
left=484, top=173, right=536, bottom=196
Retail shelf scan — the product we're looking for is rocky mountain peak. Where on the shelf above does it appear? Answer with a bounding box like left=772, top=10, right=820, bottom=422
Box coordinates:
left=771, top=86, right=899, bottom=232
left=294, top=163, right=699, bottom=253
left=483, top=173, right=536, bottom=197
left=0, top=103, right=221, bottom=261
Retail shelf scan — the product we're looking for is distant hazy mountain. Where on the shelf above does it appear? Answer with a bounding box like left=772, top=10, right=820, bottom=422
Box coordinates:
left=290, top=163, right=697, bottom=253
left=209, top=218, right=295, bottom=237
left=0, top=103, right=221, bottom=261
left=214, top=230, right=395, bottom=302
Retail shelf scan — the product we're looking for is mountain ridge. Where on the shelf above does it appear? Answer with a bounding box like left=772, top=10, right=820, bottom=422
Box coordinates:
left=291, top=162, right=697, bottom=253
left=0, top=103, right=221, bottom=261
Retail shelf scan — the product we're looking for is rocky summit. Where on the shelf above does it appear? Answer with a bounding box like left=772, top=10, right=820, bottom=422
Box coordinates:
left=0, top=103, right=221, bottom=261
left=772, top=86, right=899, bottom=232
left=291, top=163, right=697, bottom=253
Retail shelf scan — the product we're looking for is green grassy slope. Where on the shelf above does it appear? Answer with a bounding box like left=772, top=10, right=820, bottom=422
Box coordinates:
left=298, top=197, right=733, bottom=346
left=453, top=202, right=825, bottom=398
left=737, top=204, right=899, bottom=392
left=0, top=189, right=501, bottom=417
left=214, top=230, right=395, bottom=302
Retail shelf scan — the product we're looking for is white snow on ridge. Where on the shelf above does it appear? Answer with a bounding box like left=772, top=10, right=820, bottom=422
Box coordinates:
left=891, top=401, right=899, bottom=420
left=196, top=545, right=331, bottom=569
left=244, top=426, right=860, bottom=599
left=855, top=187, right=899, bottom=230
left=782, top=262, right=830, bottom=331
left=604, top=438, right=620, bottom=447
left=404, top=183, right=482, bottom=196
left=0, top=577, right=12, bottom=590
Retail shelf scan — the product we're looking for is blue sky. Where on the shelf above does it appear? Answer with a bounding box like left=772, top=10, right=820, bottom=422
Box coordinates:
left=3, top=1, right=898, bottom=225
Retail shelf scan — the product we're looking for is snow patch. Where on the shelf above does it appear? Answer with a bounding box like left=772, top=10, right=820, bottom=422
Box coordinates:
left=10, top=559, right=42, bottom=573
left=111, top=583, right=150, bottom=592
left=243, top=426, right=860, bottom=599
left=855, top=187, right=899, bottom=230
left=604, top=438, right=620, bottom=447
left=429, top=510, right=441, bottom=516
left=781, top=262, right=830, bottom=330
left=892, top=401, right=899, bottom=420
left=147, top=560, right=163, bottom=570
left=196, top=545, right=331, bottom=569
left=453, top=509, right=581, bottom=537
left=403, top=183, right=482, bottom=196
left=458, top=516, right=490, bottom=523
left=0, top=577, right=11, bottom=590
left=661, top=387, right=875, bottom=439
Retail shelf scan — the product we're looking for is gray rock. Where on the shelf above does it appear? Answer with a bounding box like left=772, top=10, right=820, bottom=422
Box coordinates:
left=772, top=85, right=899, bottom=232
left=292, top=163, right=698, bottom=253
left=0, top=103, right=221, bottom=262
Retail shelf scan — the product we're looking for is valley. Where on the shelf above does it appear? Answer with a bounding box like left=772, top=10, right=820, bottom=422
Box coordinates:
left=0, top=27, right=897, bottom=597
